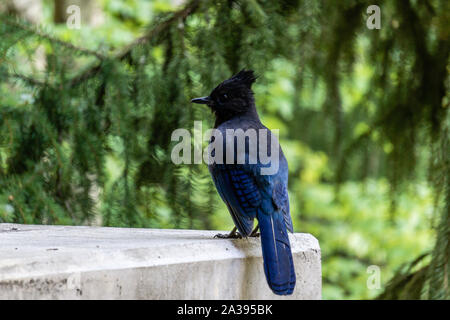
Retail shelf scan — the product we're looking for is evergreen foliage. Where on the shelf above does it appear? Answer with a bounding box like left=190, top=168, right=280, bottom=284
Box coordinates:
left=0, top=0, right=448, bottom=299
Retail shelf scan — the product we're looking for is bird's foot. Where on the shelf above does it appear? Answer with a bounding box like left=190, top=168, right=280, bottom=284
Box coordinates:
left=214, top=227, right=242, bottom=239
left=214, top=231, right=242, bottom=239
left=249, top=225, right=260, bottom=237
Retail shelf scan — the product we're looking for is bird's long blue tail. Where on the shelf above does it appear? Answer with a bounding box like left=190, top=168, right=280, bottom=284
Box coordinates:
left=257, top=209, right=296, bottom=295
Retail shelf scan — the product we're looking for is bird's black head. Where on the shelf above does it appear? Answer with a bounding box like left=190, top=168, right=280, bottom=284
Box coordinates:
left=191, top=69, right=258, bottom=126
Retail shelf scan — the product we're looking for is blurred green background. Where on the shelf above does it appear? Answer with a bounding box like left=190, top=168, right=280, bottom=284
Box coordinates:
left=0, top=0, right=448, bottom=299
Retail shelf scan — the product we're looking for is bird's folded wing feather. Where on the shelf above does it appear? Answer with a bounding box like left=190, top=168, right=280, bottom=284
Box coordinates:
left=210, top=164, right=261, bottom=236
left=272, top=181, right=294, bottom=233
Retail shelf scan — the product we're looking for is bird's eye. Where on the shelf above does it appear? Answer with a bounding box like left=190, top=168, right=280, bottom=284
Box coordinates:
left=217, top=93, right=228, bottom=104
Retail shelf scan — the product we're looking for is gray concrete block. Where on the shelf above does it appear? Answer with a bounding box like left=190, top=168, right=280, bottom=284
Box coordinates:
left=0, top=223, right=321, bottom=299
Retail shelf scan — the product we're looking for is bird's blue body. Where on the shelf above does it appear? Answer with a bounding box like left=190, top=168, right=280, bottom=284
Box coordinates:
left=209, top=117, right=295, bottom=295
left=192, top=70, right=296, bottom=295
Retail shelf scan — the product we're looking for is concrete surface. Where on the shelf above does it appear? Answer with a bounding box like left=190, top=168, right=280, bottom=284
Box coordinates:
left=0, top=223, right=321, bottom=299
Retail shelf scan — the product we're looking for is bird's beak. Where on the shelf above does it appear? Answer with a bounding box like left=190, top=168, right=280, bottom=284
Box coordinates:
left=191, top=96, right=211, bottom=104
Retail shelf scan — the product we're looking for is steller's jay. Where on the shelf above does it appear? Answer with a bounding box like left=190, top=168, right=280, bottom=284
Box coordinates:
left=191, top=69, right=295, bottom=295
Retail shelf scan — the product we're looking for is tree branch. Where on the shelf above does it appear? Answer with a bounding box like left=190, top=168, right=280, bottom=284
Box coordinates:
left=2, top=17, right=105, bottom=60
left=69, top=0, right=200, bottom=87
left=2, top=71, right=46, bottom=87
left=1, top=0, right=200, bottom=89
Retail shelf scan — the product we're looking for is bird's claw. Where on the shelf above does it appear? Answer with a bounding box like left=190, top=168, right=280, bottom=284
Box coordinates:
left=214, top=231, right=242, bottom=239
left=249, top=225, right=260, bottom=237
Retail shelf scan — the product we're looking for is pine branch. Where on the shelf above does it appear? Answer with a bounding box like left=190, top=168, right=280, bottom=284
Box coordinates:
left=2, top=17, right=105, bottom=60
left=3, top=71, right=46, bottom=87
left=70, top=0, right=200, bottom=87
left=1, top=0, right=200, bottom=89
left=335, top=106, right=399, bottom=186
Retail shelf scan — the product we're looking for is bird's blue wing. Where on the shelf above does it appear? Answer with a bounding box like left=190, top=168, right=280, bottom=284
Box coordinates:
left=272, top=182, right=293, bottom=233
left=210, top=164, right=261, bottom=236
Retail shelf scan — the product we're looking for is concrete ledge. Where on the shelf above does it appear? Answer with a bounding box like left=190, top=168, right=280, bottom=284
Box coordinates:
left=0, top=223, right=321, bottom=299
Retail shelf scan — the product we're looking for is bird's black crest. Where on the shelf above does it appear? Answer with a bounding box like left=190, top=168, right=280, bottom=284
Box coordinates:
left=229, top=69, right=258, bottom=89
left=213, top=69, right=258, bottom=93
